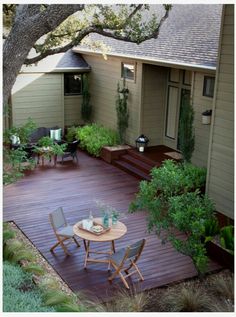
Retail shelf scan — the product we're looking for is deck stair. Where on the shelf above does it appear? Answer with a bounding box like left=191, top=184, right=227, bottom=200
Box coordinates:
left=113, top=149, right=160, bottom=181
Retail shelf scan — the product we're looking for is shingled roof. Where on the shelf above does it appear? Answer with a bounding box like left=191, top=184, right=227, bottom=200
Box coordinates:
left=21, top=50, right=90, bottom=73
left=75, top=4, right=223, bottom=69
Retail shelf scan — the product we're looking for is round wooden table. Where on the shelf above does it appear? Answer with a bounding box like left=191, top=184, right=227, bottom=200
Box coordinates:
left=73, top=217, right=127, bottom=268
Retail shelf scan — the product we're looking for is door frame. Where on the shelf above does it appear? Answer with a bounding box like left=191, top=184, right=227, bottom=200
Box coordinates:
left=163, top=68, right=192, bottom=150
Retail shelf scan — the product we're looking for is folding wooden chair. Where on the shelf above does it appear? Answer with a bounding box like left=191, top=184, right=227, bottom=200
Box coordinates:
left=49, top=207, right=80, bottom=256
left=108, top=239, right=146, bottom=289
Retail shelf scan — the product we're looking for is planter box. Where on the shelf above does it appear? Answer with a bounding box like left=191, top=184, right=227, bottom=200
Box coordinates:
left=206, top=240, right=234, bottom=271
left=101, top=145, right=131, bottom=163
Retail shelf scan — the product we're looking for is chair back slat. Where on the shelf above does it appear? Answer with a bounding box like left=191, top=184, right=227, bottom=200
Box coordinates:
left=50, top=207, right=66, bottom=230
left=127, top=239, right=145, bottom=259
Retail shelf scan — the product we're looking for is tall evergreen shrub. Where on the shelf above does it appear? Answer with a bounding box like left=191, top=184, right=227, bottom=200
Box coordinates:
left=81, top=73, right=92, bottom=123
left=116, top=79, right=129, bottom=144
left=178, top=92, right=195, bottom=162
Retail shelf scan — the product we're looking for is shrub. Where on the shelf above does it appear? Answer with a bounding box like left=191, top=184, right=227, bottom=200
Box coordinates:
left=76, top=123, right=119, bottom=157
left=161, top=284, right=213, bottom=312
left=81, top=73, right=92, bottom=122
left=103, top=287, right=148, bottom=312
left=178, top=93, right=195, bottom=162
left=209, top=274, right=234, bottom=302
left=3, top=118, right=37, bottom=144
left=3, top=147, right=35, bottom=185
left=116, top=79, right=129, bottom=144
left=129, top=160, right=213, bottom=274
left=3, top=261, right=54, bottom=312
left=65, top=125, right=78, bottom=142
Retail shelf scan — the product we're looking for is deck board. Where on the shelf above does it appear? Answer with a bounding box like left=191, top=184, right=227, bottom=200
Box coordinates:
left=3, top=149, right=221, bottom=300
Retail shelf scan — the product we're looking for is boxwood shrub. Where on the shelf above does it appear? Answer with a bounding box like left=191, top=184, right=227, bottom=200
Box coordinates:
left=76, top=123, right=119, bottom=157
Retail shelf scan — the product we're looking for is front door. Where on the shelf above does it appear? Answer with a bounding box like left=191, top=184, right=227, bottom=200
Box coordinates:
left=164, top=68, right=191, bottom=150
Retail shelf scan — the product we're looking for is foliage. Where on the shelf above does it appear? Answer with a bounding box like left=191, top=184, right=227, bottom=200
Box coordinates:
left=103, top=287, right=148, bottom=312
left=65, top=126, right=79, bottom=142
left=3, top=118, right=37, bottom=144
left=3, top=261, right=55, bottom=312
left=209, top=274, right=234, bottom=302
left=129, top=160, right=213, bottom=274
left=34, top=137, right=67, bottom=156
left=23, top=264, right=45, bottom=276
left=76, top=123, right=119, bottom=156
left=3, top=223, right=16, bottom=242
left=37, top=136, right=54, bottom=147
left=168, top=191, right=215, bottom=273
left=3, top=147, right=35, bottom=185
left=178, top=92, right=195, bottom=162
left=203, top=217, right=220, bottom=243
left=4, top=238, right=35, bottom=263
left=220, top=226, right=234, bottom=255
left=116, top=79, right=129, bottom=143
left=161, top=284, right=214, bottom=312
left=81, top=73, right=92, bottom=122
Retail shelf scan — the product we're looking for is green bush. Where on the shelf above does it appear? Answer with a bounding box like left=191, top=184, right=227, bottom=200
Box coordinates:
left=130, top=160, right=213, bottom=275
left=3, top=118, right=37, bottom=144
left=3, top=147, right=35, bottom=185
left=3, top=262, right=54, bottom=312
left=65, top=126, right=79, bottom=142
left=76, top=123, right=119, bottom=157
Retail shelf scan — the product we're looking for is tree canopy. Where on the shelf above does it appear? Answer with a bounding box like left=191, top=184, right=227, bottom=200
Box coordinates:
left=3, top=4, right=171, bottom=106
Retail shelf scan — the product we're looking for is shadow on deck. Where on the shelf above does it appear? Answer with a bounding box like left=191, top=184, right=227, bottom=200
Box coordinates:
left=3, top=149, right=221, bottom=301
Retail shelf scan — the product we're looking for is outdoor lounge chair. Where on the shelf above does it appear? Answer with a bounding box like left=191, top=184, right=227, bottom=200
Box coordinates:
left=61, top=140, right=80, bottom=163
left=49, top=207, right=80, bottom=255
left=108, top=239, right=146, bottom=289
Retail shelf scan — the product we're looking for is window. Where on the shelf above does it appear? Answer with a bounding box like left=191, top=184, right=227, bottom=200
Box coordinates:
left=64, top=73, right=82, bottom=95
left=203, top=76, right=215, bottom=98
left=121, top=62, right=135, bottom=81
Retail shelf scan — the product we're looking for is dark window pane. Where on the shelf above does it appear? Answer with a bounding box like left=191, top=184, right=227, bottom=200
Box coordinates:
left=121, top=63, right=135, bottom=80
left=64, top=73, right=82, bottom=95
left=203, top=76, right=215, bottom=97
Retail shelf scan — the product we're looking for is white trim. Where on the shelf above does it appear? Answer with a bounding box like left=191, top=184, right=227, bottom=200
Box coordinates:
left=73, top=48, right=217, bottom=72
left=20, top=67, right=91, bottom=74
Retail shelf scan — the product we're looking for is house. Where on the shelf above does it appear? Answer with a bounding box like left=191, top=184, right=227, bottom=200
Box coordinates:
left=10, top=4, right=234, bottom=220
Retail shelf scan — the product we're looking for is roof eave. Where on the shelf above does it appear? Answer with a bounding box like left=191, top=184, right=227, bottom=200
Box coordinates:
left=73, top=48, right=216, bottom=73
left=20, top=66, right=91, bottom=74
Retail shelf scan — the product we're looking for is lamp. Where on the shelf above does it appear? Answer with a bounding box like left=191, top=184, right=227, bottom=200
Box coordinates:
left=135, top=134, right=149, bottom=152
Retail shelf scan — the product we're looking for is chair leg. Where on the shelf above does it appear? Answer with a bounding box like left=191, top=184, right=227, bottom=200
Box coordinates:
left=109, top=265, right=130, bottom=289
left=73, top=236, right=80, bottom=247
left=50, top=237, right=71, bottom=256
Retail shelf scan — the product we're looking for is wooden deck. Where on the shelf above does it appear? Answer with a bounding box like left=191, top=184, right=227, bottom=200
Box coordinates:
left=3, top=149, right=221, bottom=301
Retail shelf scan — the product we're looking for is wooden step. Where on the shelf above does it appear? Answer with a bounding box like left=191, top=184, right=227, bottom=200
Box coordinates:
left=127, top=149, right=160, bottom=167
left=121, top=154, right=154, bottom=173
left=113, top=159, right=151, bottom=181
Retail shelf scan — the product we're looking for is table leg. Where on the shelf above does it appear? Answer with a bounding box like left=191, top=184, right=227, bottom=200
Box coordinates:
left=84, top=240, right=90, bottom=269
left=112, top=240, right=116, bottom=253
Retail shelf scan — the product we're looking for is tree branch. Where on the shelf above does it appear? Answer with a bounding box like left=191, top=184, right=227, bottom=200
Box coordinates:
left=25, top=6, right=170, bottom=65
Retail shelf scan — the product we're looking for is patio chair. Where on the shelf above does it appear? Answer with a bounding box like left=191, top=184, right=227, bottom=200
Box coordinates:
left=61, top=140, right=80, bottom=164
left=108, top=239, right=146, bottom=289
left=49, top=207, right=80, bottom=256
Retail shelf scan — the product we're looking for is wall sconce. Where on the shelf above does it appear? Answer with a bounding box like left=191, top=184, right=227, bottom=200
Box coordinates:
left=202, top=110, right=212, bottom=125
left=135, top=134, right=149, bottom=152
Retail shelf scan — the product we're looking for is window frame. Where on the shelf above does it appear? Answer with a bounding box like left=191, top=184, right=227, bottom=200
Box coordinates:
left=64, top=73, right=83, bottom=96
left=202, top=76, right=215, bottom=98
left=121, top=62, right=136, bottom=82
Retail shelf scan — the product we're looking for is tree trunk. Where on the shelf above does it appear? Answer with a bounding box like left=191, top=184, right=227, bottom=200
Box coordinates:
left=3, top=4, right=83, bottom=107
